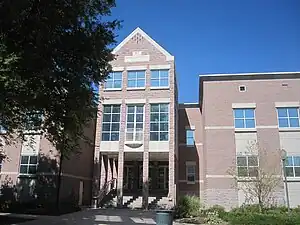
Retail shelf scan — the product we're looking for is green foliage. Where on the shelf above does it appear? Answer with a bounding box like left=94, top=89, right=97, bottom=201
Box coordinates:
left=175, top=195, right=202, bottom=218
left=0, top=0, right=120, bottom=157
left=206, top=211, right=224, bottom=225
left=202, top=204, right=227, bottom=219
left=231, top=204, right=261, bottom=214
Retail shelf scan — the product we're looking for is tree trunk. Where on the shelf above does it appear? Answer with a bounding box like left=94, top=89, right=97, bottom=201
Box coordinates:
left=56, top=154, right=64, bottom=212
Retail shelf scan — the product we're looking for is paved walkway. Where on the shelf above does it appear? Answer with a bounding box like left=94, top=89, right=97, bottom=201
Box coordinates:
left=14, top=208, right=185, bottom=225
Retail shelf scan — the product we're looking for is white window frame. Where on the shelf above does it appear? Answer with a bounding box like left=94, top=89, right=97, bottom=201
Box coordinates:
left=101, top=105, right=121, bottom=141
left=186, top=162, right=196, bottom=184
left=234, top=108, right=256, bottom=129
left=125, top=105, right=144, bottom=142
left=150, top=69, right=169, bottom=88
left=150, top=103, right=169, bottom=141
left=127, top=70, right=146, bottom=89
left=19, top=155, right=39, bottom=176
left=104, top=71, right=123, bottom=90
left=285, top=156, right=300, bottom=177
left=186, top=129, right=195, bottom=146
left=236, top=155, right=259, bottom=177
left=276, top=107, right=300, bottom=128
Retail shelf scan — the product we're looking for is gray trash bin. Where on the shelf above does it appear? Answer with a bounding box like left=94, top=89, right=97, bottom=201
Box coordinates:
left=156, top=210, right=173, bottom=225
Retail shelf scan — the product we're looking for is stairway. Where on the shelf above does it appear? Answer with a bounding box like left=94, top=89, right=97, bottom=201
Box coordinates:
left=123, top=195, right=141, bottom=208
left=99, top=189, right=117, bottom=208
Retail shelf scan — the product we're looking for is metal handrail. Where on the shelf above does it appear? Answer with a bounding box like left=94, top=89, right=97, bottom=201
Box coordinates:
left=93, top=178, right=117, bottom=207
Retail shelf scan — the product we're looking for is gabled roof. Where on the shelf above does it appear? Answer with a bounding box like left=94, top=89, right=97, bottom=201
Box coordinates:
left=112, top=27, right=174, bottom=61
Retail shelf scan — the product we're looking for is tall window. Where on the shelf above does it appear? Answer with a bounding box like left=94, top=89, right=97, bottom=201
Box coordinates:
left=277, top=107, right=300, bottom=128
left=186, top=163, right=196, bottom=182
left=150, top=70, right=169, bottom=87
left=234, top=108, right=255, bottom=128
left=104, top=71, right=122, bottom=89
left=127, top=70, right=145, bottom=88
left=102, top=105, right=121, bottom=141
left=19, top=155, right=38, bottom=175
left=285, top=156, right=300, bottom=177
left=126, top=105, right=144, bottom=141
left=237, top=155, right=259, bottom=177
left=150, top=104, right=169, bottom=141
left=186, top=129, right=194, bottom=146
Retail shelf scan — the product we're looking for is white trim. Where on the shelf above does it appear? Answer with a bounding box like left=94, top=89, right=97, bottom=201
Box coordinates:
left=199, top=71, right=300, bottom=77
left=124, top=149, right=144, bottom=152
left=275, top=102, right=300, bottom=107
left=103, top=88, right=122, bottom=92
left=148, top=149, right=169, bottom=152
left=125, top=99, right=146, bottom=104
left=150, top=86, right=170, bottom=90
left=112, top=27, right=174, bottom=61
left=205, top=126, right=234, bottom=130
left=112, top=66, right=124, bottom=71
left=124, top=54, right=150, bottom=63
left=232, top=103, right=256, bottom=108
left=148, top=98, right=170, bottom=103
left=286, top=177, right=300, bottom=182
left=206, top=175, right=232, bottom=178
left=0, top=172, right=18, bottom=175
left=279, top=127, right=300, bottom=132
left=126, top=65, right=147, bottom=71
left=127, top=87, right=146, bottom=91
left=235, top=128, right=257, bottom=132
left=185, top=125, right=195, bottom=130
left=256, top=125, right=278, bottom=129
left=149, top=64, right=171, bottom=70
left=102, top=99, right=122, bottom=104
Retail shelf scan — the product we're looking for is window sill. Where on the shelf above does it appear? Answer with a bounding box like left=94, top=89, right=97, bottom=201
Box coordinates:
left=150, top=86, right=169, bottom=90
left=18, top=174, right=37, bottom=178
left=186, top=181, right=196, bottom=184
left=235, top=128, right=257, bottom=133
left=186, top=144, right=195, bottom=147
left=103, top=88, right=122, bottom=91
left=127, top=87, right=146, bottom=91
left=286, top=177, right=300, bottom=181
left=278, top=127, right=300, bottom=132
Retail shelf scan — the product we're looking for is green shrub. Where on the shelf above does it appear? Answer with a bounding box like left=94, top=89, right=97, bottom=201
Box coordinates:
left=231, top=204, right=261, bottom=214
left=202, top=205, right=227, bottom=220
left=175, top=195, right=202, bottom=218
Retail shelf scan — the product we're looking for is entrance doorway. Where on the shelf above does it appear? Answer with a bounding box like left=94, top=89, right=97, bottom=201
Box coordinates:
left=124, top=165, right=134, bottom=190
left=158, top=166, right=169, bottom=190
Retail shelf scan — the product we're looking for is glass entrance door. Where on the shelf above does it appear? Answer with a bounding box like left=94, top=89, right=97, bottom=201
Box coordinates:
left=124, top=166, right=134, bottom=190
left=138, top=166, right=153, bottom=190
left=158, top=166, right=169, bottom=190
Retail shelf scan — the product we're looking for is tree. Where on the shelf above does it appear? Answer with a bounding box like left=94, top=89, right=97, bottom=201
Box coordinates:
left=0, top=0, right=120, bottom=154
left=228, top=141, right=283, bottom=212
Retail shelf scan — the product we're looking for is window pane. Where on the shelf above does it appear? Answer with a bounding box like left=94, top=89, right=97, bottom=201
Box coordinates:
left=103, top=114, right=111, bottom=122
left=127, top=123, right=134, bottom=129
left=160, top=132, right=168, bottom=141
left=248, top=156, right=258, bottom=166
left=127, top=72, right=136, bottom=79
left=186, top=130, right=194, bottom=138
left=245, top=119, right=255, bottom=128
left=237, top=157, right=247, bottom=166
left=187, top=175, right=195, bottom=182
left=114, top=80, right=122, bottom=88
left=286, top=157, right=293, bottom=166
left=103, top=106, right=111, bottom=113
left=160, top=79, right=169, bottom=87
left=288, top=108, right=298, bottom=117
left=127, top=80, right=136, bottom=87
left=102, top=123, right=110, bottom=131
left=150, top=132, right=159, bottom=141
left=187, top=137, right=194, bottom=146
left=235, top=119, right=244, bottom=128
left=151, top=104, right=159, bottom=112
left=160, top=104, right=169, bottom=112
left=238, top=167, right=248, bottom=177
left=112, top=114, right=120, bottom=122
left=290, top=118, right=300, bottom=128
left=248, top=167, right=258, bottom=177
left=114, top=72, right=122, bottom=80
left=127, top=106, right=135, bottom=113
left=277, top=108, right=288, bottom=117
left=136, top=106, right=144, bottom=113
left=137, top=71, right=145, bottom=79
left=245, top=109, right=254, bottom=118
left=21, top=156, right=29, bottom=164
left=102, top=133, right=110, bottom=141
left=160, top=70, right=169, bottom=78
left=160, top=123, right=168, bottom=131
left=294, top=157, right=300, bottom=166
left=29, top=156, right=38, bottom=164
left=150, top=123, right=159, bottom=131
left=105, top=81, right=113, bottom=89
left=234, top=109, right=244, bottom=119
left=187, top=166, right=195, bottom=173
left=150, top=113, right=159, bottom=122
left=28, top=165, right=37, bottom=174
left=112, top=106, right=120, bottom=113
left=111, top=123, right=119, bottom=131
left=295, top=167, right=300, bottom=177
left=160, top=113, right=168, bottom=122
left=136, top=123, right=143, bottom=129
left=151, top=79, right=159, bottom=87
left=107, top=73, right=113, bottom=80
left=111, top=133, right=119, bottom=141
left=136, top=114, right=143, bottom=122
left=127, top=114, right=134, bottom=122
left=20, top=165, right=28, bottom=174
left=286, top=167, right=294, bottom=177
left=278, top=118, right=289, bottom=128
left=137, top=79, right=145, bottom=87
left=151, top=70, right=159, bottom=78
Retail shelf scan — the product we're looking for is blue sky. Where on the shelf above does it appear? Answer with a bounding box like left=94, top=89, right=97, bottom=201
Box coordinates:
left=111, top=0, right=300, bottom=103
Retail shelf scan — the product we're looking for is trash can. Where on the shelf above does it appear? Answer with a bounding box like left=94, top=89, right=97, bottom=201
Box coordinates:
left=156, top=210, right=173, bottom=225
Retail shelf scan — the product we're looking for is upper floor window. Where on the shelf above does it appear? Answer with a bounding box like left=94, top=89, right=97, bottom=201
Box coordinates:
left=126, top=105, right=144, bottom=141
left=237, top=155, right=258, bottom=177
left=19, top=155, right=38, bottom=175
left=104, top=72, right=122, bottom=89
left=234, top=108, right=255, bottom=129
left=186, top=163, right=196, bottom=182
left=150, top=104, right=169, bottom=141
left=285, top=156, right=300, bottom=177
left=277, top=107, right=300, bottom=128
left=102, top=105, right=121, bottom=141
left=186, top=129, right=194, bottom=146
left=150, top=70, right=169, bottom=87
left=127, top=70, right=145, bottom=88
